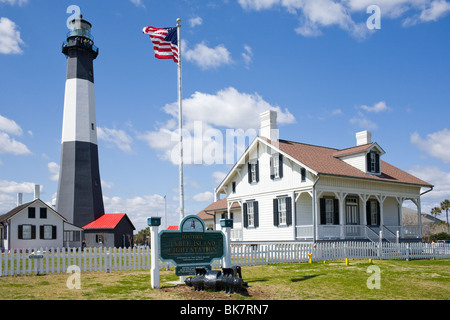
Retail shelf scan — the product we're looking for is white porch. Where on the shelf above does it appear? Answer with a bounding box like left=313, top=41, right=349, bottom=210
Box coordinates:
left=294, top=189, right=423, bottom=243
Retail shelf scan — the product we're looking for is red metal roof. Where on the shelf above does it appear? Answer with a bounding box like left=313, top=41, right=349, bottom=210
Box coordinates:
left=167, top=225, right=179, bottom=230
left=82, top=213, right=127, bottom=229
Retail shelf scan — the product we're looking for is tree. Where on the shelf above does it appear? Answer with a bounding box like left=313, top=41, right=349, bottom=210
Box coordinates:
left=133, top=228, right=150, bottom=246
left=431, top=206, right=442, bottom=220
left=440, top=199, right=450, bottom=231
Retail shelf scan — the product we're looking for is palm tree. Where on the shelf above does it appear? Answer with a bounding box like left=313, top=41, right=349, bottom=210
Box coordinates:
left=440, top=199, right=450, bottom=231
left=431, top=206, right=442, bottom=221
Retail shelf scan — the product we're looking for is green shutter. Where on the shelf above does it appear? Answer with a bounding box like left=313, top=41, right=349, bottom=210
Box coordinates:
left=333, top=199, right=339, bottom=225
left=286, top=197, right=292, bottom=226
left=18, top=225, right=23, bottom=240
left=254, top=201, right=259, bottom=227
left=320, top=198, right=326, bottom=225
left=273, top=198, right=279, bottom=226
left=243, top=203, right=248, bottom=228
left=278, top=154, right=283, bottom=179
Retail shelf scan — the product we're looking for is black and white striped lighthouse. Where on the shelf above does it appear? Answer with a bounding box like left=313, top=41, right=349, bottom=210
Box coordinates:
left=56, top=14, right=105, bottom=228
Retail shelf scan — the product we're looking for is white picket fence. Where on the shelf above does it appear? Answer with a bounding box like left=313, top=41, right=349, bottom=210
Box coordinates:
left=224, top=241, right=450, bottom=266
left=1, top=242, right=449, bottom=276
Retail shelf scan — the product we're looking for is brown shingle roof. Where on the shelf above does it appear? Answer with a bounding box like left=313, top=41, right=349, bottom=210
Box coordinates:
left=270, top=138, right=432, bottom=187
left=197, top=198, right=241, bottom=220
left=0, top=200, right=34, bottom=223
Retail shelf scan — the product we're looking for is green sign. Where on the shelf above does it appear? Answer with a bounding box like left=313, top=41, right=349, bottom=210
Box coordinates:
left=159, top=215, right=224, bottom=272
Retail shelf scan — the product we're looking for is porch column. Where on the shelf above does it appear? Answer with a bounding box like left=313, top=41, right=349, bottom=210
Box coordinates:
left=315, top=189, right=323, bottom=241
left=308, top=190, right=314, bottom=241
left=292, top=190, right=297, bottom=240
left=334, top=192, right=347, bottom=239
left=411, top=197, right=423, bottom=238
left=376, top=195, right=387, bottom=228
left=395, top=197, right=405, bottom=228
left=359, top=193, right=369, bottom=226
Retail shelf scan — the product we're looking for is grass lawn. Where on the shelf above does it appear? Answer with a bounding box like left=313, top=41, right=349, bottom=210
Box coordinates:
left=0, top=259, right=449, bottom=300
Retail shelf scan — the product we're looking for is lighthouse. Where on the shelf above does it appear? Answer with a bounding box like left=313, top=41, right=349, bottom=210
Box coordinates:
left=56, top=14, right=105, bottom=228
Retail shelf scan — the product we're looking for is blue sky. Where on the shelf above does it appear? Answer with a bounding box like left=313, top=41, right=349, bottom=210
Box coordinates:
left=1, top=0, right=450, bottom=231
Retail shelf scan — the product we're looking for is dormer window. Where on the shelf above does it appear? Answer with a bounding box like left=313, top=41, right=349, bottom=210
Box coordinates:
left=367, top=151, right=380, bottom=174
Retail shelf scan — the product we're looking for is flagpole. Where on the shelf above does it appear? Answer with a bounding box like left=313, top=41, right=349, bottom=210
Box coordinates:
left=177, top=18, right=184, bottom=224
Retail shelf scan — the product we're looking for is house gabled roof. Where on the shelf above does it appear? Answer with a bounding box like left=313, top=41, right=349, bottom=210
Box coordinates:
left=0, top=199, right=68, bottom=224
left=272, top=138, right=431, bottom=187
left=217, top=136, right=432, bottom=193
left=332, top=142, right=385, bottom=158
left=82, top=213, right=136, bottom=230
left=197, top=198, right=241, bottom=220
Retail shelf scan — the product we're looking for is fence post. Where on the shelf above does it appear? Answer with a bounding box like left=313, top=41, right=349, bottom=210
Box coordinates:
left=220, top=219, right=233, bottom=268
left=406, top=243, right=410, bottom=261
left=106, top=248, right=111, bottom=273
left=148, top=217, right=161, bottom=289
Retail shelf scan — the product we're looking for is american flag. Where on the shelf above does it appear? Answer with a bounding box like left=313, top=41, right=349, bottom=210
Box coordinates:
left=142, top=26, right=178, bottom=63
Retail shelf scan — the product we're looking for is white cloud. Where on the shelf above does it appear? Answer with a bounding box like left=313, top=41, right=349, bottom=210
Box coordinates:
left=359, top=101, right=390, bottom=113
left=238, top=0, right=450, bottom=38
left=0, top=0, right=28, bottom=5
left=349, top=101, right=391, bottom=130
left=407, top=165, right=450, bottom=216
left=189, top=16, right=203, bottom=27
left=238, top=0, right=279, bottom=11
left=185, top=42, right=233, bottom=70
left=0, top=17, right=25, bottom=54
left=103, top=194, right=166, bottom=230
left=47, top=162, right=59, bottom=182
left=403, top=0, right=450, bottom=25
left=129, top=0, right=145, bottom=8
left=212, top=171, right=227, bottom=184
left=163, top=87, right=295, bottom=130
left=0, top=132, right=31, bottom=155
left=242, top=45, right=253, bottom=68
left=140, top=87, right=295, bottom=165
left=101, top=180, right=114, bottom=189
left=0, top=114, right=23, bottom=135
left=419, top=0, right=450, bottom=21
left=349, top=111, right=378, bottom=130
left=97, top=127, right=133, bottom=153
left=411, top=129, right=450, bottom=163
left=0, top=180, right=36, bottom=194
left=192, top=191, right=214, bottom=202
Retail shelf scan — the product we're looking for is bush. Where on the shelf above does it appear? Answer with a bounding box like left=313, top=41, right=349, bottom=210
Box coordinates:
left=430, top=232, right=450, bottom=241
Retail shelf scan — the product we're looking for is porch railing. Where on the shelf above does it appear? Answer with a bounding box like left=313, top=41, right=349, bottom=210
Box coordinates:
left=296, top=225, right=314, bottom=239
left=294, top=224, right=421, bottom=241
left=230, top=228, right=243, bottom=241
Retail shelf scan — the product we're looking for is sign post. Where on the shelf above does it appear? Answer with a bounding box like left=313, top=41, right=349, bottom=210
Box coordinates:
left=220, top=219, right=233, bottom=268
left=148, top=217, right=161, bottom=289
left=159, top=215, right=225, bottom=276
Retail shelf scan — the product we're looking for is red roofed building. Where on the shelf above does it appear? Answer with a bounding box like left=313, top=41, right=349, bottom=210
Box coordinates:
left=199, top=110, right=433, bottom=243
left=83, top=213, right=135, bottom=248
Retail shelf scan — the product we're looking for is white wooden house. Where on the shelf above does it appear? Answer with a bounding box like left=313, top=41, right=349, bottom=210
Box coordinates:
left=0, top=187, right=83, bottom=251
left=0, top=189, right=82, bottom=252
left=198, top=110, right=433, bottom=243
